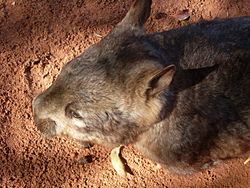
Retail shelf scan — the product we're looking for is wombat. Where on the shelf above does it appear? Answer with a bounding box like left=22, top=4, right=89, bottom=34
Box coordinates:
left=32, top=0, right=250, bottom=174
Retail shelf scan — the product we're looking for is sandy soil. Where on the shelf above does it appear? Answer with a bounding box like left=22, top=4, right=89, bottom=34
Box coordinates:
left=0, top=0, right=250, bottom=187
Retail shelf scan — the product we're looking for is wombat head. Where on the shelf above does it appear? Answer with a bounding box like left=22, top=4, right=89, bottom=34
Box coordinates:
left=33, top=0, right=176, bottom=147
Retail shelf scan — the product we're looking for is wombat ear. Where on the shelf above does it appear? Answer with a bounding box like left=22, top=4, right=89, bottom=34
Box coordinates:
left=118, top=0, right=152, bottom=29
left=145, top=65, right=176, bottom=97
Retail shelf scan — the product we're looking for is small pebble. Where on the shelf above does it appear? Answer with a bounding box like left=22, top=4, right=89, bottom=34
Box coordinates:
left=244, top=156, right=250, bottom=164
left=78, top=155, right=93, bottom=164
left=174, top=9, right=190, bottom=21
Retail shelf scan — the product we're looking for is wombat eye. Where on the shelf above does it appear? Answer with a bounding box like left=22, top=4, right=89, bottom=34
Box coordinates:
left=65, top=104, right=82, bottom=119
left=69, top=110, right=82, bottom=119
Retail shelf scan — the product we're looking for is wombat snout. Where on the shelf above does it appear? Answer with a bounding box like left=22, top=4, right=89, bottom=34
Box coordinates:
left=32, top=94, right=57, bottom=137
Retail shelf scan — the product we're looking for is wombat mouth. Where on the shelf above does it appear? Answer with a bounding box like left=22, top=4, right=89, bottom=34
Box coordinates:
left=34, top=118, right=57, bottom=138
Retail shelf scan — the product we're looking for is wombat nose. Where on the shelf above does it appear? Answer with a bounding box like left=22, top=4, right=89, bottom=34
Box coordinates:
left=32, top=94, right=57, bottom=137
left=35, top=118, right=57, bottom=138
left=32, top=95, right=42, bottom=115
left=32, top=93, right=47, bottom=119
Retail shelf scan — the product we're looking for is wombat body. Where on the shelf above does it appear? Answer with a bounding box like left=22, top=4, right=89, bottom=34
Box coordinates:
left=33, top=0, right=250, bottom=174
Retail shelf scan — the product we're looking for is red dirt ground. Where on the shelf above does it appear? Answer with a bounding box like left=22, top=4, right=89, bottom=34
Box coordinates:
left=0, top=0, right=250, bottom=187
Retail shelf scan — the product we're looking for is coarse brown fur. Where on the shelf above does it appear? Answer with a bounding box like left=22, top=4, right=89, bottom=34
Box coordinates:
left=33, top=0, right=250, bottom=174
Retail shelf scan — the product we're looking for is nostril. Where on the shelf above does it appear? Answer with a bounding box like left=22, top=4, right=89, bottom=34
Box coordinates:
left=35, top=118, right=57, bottom=138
